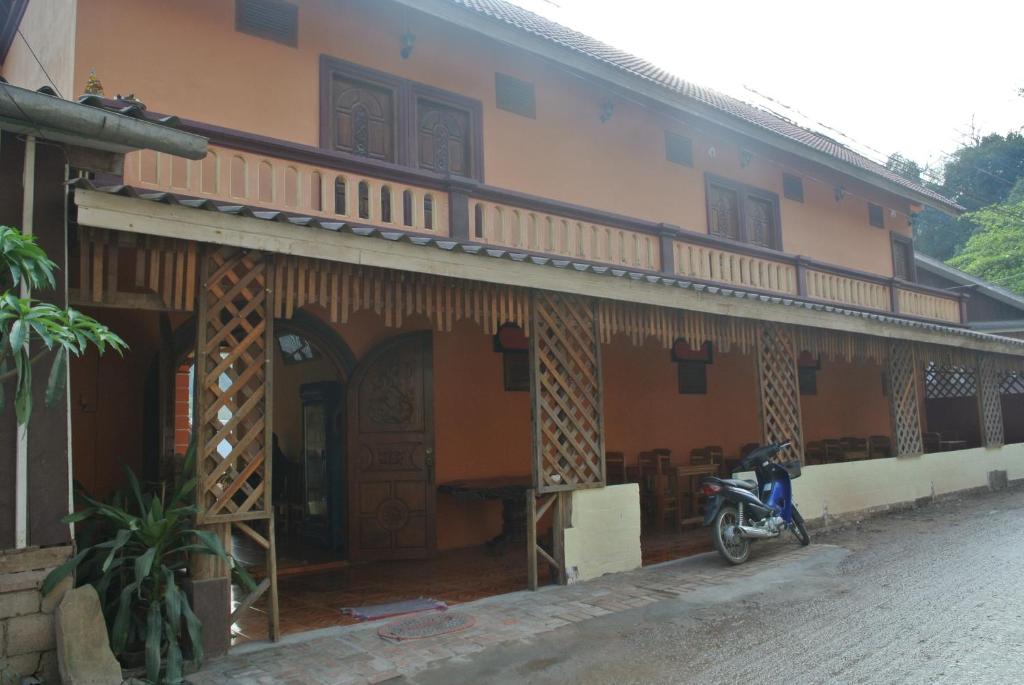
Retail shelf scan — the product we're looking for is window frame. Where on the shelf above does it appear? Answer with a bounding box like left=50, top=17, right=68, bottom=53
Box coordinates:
left=890, top=232, right=916, bottom=282
left=495, top=72, right=536, bottom=119
left=868, top=202, right=885, bottom=229
left=677, top=360, right=709, bottom=395
left=665, top=131, right=694, bottom=167
left=319, top=55, right=485, bottom=181
left=235, top=0, right=299, bottom=47
left=782, top=173, right=804, bottom=202
left=704, top=174, right=783, bottom=250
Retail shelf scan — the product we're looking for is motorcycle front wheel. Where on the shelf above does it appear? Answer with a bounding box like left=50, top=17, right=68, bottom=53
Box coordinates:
left=712, top=505, right=750, bottom=564
left=790, top=507, right=811, bottom=546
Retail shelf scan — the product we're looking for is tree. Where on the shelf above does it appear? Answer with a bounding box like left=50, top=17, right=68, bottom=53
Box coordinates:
left=0, top=226, right=125, bottom=424
left=886, top=153, right=923, bottom=184
left=912, top=132, right=1024, bottom=260
left=947, top=199, right=1024, bottom=296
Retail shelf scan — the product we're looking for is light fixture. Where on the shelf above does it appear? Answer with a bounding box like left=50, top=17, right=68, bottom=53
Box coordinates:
left=599, top=101, right=614, bottom=123
left=400, top=31, right=415, bottom=59
left=739, top=149, right=753, bottom=168
left=834, top=186, right=845, bottom=202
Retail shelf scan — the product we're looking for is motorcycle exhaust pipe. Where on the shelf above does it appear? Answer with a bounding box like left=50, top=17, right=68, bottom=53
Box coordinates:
left=736, top=525, right=777, bottom=539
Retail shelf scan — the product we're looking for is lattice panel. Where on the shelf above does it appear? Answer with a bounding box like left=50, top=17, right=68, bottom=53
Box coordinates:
left=755, top=324, right=804, bottom=463
left=531, top=291, right=605, bottom=493
left=194, top=247, right=274, bottom=523
left=977, top=355, right=1005, bottom=448
left=888, top=342, right=923, bottom=457
left=1000, top=373, right=1024, bottom=395
left=924, top=362, right=977, bottom=399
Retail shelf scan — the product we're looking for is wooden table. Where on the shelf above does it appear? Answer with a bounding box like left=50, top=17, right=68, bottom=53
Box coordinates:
left=438, top=476, right=533, bottom=550
left=940, top=440, right=968, bottom=452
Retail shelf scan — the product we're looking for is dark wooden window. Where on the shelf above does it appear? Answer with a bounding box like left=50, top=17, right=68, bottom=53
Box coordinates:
left=665, top=131, right=693, bottom=167
left=868, top=202, right=885, bottom=228
left=495, top=324, right=529, bottom=391
left=424, top=194, right=434, bottom=230
left=333, top=177, right=346, bottom=215
left=328, top=74, right=397, bottom=162
left=402, top=190, right=413, bottom=226
left=891, top=234, right=915, bottom=281
left=706, top=175, right=782, bottom=249
left=783, top=173, right=804, bottom=202
left=417, top=98, right=473, bottom=177
left=495, top=73, right=536, bottom=118
left=678, top=362, right=708, bottom=395
left=798, top=366, right=818, bottom=395
left=236, top=0, right=298, bottom=47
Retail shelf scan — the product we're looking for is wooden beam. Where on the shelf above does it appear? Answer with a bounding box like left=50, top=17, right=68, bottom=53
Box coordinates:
left=68, top=288, right=173, bottom=311
left=74, top=189, right=1024, bottom=355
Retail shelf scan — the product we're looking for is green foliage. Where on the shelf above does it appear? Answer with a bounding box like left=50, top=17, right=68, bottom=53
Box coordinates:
left=0, top=225, right=126, bottom=424
left=43, top=442, right=257, bottom=684
left=948, top=200, right=1024, bottom=296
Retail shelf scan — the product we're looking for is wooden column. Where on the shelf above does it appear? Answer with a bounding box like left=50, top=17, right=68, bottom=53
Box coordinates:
left=888, top=341, right=924, bottom=457
left=755, top=323, right=804, bottom=463
left=192, top=246, right=279, bottom=652
left=976, top=354, right=1005, bottom=448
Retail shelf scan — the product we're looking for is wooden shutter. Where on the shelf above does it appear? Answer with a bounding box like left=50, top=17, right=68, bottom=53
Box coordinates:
left=708, top=183, right=740, bottom=241
left=744, top=195, right=777, bottom=248
left=330, top=75, right=396, bottom=162
left=417, top=99, right=472, bottom=177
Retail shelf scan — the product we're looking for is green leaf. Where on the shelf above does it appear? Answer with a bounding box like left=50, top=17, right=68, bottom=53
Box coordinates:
left=181, top=594, right=204, bottom=666
left=145, top=601, right=162, bottom=684
left=163, top=569, right=182, bottom=637
left=133, top=546, right=157, bottom=586
left=190, top=529, right=228, bottom=559
left=100, top=528, right=131, bottom=572
left=41, top=547, right=90, bottom=596
left=165, top=638, right=183, bottom=685
left=110, top=582, right=139, bottom=654
left=44, top=347, right=67, bottom=407
left=8, top=318, right=26, bottom=352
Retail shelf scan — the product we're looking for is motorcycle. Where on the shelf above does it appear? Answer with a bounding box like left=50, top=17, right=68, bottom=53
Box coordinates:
left=699, top=441, right=810, bottom=564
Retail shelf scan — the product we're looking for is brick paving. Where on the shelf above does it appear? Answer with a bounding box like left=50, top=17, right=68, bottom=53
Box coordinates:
left=190, top=544, right=817, bottom=685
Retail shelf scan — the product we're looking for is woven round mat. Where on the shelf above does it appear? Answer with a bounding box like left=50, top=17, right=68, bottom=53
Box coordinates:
left=378, top=612, right=476, bottom=641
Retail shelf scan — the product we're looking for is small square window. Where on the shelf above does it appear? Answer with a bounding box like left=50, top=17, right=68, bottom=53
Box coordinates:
left=495, top=73, right=536, bottom=118
left=868, top=203, right=885, bottom=228
left=783, top=173, right=804, bottom=202
left=678, top=361, right=708, bottom=394
left=665, top=132, right=693, bottom=167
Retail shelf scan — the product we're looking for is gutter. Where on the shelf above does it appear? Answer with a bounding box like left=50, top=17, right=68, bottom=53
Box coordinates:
left=0, top=82, right=207, bottom=159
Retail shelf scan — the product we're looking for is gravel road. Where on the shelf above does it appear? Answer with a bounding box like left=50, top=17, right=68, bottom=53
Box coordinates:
left=407, top=488, right=1024, bottom=684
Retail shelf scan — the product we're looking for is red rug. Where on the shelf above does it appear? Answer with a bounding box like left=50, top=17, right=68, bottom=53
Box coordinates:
left=341, top=597, right=447, bottom=621
left=378, top=612, right=476, bottom=641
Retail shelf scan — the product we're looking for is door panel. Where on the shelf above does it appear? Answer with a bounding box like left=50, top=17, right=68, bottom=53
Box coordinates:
left=348, top=332, right=434, bottom=560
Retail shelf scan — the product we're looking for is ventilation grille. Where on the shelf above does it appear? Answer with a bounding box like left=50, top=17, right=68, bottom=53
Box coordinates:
left=665, top=131, right=693, bottom=167
left=495, top=73, right=536, bottom=118
left=236, top=0, right=298, bottom=47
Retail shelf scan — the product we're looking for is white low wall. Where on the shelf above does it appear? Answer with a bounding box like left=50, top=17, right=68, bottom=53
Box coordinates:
left=790, top=443, right=1024, bottom=521
left=563, top=483, right=642, bottom=582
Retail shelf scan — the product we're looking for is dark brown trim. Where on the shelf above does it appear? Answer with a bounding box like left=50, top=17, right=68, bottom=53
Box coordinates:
left=891, top=231, right=916, bottom=283
left=318, top=54, right=484, bottom=182
left=703, top=173, right=783, bottom=251
left=0, top=0, right=28, bottom=66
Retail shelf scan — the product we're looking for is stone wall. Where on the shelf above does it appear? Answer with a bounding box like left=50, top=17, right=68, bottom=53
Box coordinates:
left=0, top=547, right=73, bottom=684
left=563, top=484, right=642, bottom=583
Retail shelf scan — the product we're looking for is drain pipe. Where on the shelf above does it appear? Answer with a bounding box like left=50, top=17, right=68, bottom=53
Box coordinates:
left=15, top=135, right=35, bottom=549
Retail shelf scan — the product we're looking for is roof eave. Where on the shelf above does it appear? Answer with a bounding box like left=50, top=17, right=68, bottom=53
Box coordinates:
left=396, top=0, right=962, bottom=215
left=915, top=255, right=1024, bottom=313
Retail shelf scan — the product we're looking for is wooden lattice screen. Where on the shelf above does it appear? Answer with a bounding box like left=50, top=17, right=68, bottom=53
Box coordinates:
left=755, top=324, right=804, bottom=463
left=194, top=246, right=279, bottom=640
left=888, top=341, right=923, bottom=457
left=977, top=355, right=1005, bottom=448
left=530, top=291, right=605, bottom=493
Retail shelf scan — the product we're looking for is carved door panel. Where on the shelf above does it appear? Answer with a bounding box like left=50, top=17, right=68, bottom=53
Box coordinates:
left=330, top=75, right=396, bottom=162
left=708, top=183, right=740, bottom=241
left=744, top=196, right=777, bottom=248
left=417, top=99, right=471, bottom=177
left=348, top=332, right=434, bottom=560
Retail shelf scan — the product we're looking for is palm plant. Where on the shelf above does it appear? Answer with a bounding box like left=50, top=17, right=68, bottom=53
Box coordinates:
left=43, top=443, right=256, bottom=684
left=0, top=225, right=125, bottom=423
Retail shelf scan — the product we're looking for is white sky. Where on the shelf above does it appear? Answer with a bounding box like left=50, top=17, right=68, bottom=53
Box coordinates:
left=508, top=0, right=1024, bottom=180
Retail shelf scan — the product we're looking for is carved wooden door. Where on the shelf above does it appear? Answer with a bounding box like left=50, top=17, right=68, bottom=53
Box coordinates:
left=708, top=183, right=740, bottom=241
left=417, top=99, right=471, bottom=176
left=348, top=332, right=435, bottom=560
left=330, top=75, right=396, bottom=162
left=744, top=196, right=777, bottom=248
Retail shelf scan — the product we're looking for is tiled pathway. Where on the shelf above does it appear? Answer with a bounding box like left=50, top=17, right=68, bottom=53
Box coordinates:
left=192, top=543, right=818, bottom=685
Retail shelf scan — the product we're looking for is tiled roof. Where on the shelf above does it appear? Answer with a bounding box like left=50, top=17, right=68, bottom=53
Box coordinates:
left=77, top=95, right=183, bottom=127
left=71, top=180, right=1021, bottom=350
left=440, top=0, right=962, bottom=212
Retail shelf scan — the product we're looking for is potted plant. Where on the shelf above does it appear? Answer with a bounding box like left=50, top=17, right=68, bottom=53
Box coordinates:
left=43, top=442, right=256, bottom=684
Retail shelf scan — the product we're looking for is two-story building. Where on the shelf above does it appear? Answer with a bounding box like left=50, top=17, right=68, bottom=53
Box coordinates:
left=3, top=0, right=1024, bottom=658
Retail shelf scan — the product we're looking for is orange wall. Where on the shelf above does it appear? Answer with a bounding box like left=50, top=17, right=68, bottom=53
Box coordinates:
left=800, top=359, right=892, bottom=441
left=602, top=337, right=762, bottom=461
left=72, top=0, right=914, bottom=277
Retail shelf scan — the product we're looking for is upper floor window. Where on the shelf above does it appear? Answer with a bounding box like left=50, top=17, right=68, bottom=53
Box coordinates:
left=868, top=202, right=885, bottom=229
left=236, top=0, right=298, bottom=47
left=891, top=234, right=915, bottom=281
left=705, top=175, right=781, bottom=250
left=495, top=73, right=536, bottom=119
left=320, top=56, right=483, bottom=180
left=783, top=173, right=804, bottom=202
left=665, top=131, right=693, bottom=167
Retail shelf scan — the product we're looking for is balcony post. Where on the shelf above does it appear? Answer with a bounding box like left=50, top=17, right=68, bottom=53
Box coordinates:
left=446, top=177, right=479, bottom=242
left=794, top=255, right=808, bottom=297
left=958, top=293, right=970, bottom=325
left=657, top=223, right=678, bottom=275
left=889, top=279, right=901, bottom=315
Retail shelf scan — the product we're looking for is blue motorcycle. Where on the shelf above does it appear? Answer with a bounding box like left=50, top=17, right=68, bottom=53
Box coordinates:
left=699, top=441, right=810, bottom=564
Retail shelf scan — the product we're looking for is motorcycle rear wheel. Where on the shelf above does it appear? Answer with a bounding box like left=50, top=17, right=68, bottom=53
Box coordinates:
left=790, top=507, right=811, bottom=546
left=712, top=505, right=750, bottom=564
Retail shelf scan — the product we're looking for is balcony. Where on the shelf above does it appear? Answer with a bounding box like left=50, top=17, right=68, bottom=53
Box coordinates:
left=121, top=136, right=965, bottom=326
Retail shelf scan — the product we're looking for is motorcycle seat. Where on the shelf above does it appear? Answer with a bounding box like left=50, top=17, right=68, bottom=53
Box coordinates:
left=720, top=478, right=757, bottom=491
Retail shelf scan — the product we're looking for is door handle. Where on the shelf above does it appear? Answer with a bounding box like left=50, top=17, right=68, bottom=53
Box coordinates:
left=424, top=447, right=435, bottom=482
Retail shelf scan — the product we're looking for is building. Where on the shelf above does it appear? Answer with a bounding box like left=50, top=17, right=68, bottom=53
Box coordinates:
left=2, top=0, right=1023, bottom=662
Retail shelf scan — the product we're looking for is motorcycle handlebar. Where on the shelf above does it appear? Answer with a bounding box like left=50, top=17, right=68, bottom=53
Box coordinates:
left=738, top=440, right=792, bottom=470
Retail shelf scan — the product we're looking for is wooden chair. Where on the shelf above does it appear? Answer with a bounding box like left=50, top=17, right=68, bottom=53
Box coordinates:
left=840, top=437, right=868, bottom=461
left=922, top=432, right=941, bottom=453
left=804, top=441, right=827, bottom=465
left=867, top=435, right=892, bottom=459
left=605, top=451, right=625, bottom=485
left=823, top=439, right=845, bottom=462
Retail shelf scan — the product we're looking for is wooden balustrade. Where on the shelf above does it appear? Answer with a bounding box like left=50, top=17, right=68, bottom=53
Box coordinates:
left=124, top=146, right=448, bottom=235
left=673, top=240, right=797, bottom=295
left=897, top=287, right=961, bottom=324
left=468, top=199, right=660, bottom=270
left=804, top=268, right=889, bottom=311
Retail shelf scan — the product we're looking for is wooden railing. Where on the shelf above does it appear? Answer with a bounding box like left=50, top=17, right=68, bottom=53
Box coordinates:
left=119, top=124, right=965, bottom=325
left=125, top=146, right=448, bottom=235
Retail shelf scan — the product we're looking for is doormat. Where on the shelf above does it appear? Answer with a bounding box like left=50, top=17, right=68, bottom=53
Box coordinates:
left=341, top=597, right=447, bottom=622
left=378, top=612, right=476, bottom=642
